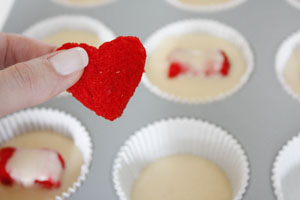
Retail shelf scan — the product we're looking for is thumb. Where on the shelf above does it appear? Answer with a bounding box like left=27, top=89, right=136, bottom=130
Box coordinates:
left=0, top=47, right=89, bottom=117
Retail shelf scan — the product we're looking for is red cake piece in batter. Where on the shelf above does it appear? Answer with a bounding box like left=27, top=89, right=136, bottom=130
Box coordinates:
left=0, top=147, right=65, bottom=189
left=168, top=49, right=230, bottom=78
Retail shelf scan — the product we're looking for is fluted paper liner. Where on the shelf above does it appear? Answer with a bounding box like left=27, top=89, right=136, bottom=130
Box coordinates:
left=0, top=108, right=93, bottom=200
left=23, top=15, right=116, bottom=97
left=275, top=30, right=300, bottom=102
left=165, top=0, right=247, bottom=12
left=143, top=19, right=254, bottom=104
left=272, top=133, right=300, bottom=200
left=113, top=118, right=249, bottom=200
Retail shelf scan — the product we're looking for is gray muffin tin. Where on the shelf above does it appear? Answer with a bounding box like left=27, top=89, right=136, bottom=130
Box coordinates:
left=3, top=0, right=300, bottom=199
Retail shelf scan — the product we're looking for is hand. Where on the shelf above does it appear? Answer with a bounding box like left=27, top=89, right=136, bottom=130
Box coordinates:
left=0, top=33, right=89, bottom=117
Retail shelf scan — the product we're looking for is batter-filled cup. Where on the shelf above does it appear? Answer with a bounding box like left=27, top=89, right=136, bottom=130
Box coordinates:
left=276, top=30, right=300, bottom=102
left=51, top=0, right=115, bottom=8
left=272, top=133, right=300, bottom=200
left=0, top=108, right=93, bottom=200
left=113, top=118, right=250, bottom=200
left=143, top=19, right=254, bottom=104
left=165, top=0, right=247, bottom=12
left=23, top=15, right=116, bottom=97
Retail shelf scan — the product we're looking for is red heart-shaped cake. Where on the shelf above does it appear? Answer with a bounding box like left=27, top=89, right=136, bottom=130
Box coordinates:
left=57, top=36, right=146, bottom=121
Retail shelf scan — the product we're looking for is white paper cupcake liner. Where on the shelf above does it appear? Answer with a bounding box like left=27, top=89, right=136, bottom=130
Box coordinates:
left=165, top=0, right=247, bottom=12
left=143, top=19, right=254, bottom=104
left=0, top=108, right=93, bottom=200
left=275, top=30, right=300, bottom=102
left=51, top=0, right=115, bottom=8
left=113, top=118, right=250, bottom=200
left=272, top=133, right=300, bottom=200
left=23, top=15, right=116, bottom=97
left=286, top=0, right=300, bottom=11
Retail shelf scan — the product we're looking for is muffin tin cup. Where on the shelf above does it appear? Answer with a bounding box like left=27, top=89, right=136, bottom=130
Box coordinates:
left=112, top=118, right=250, bottom=200
left=0, top=108, right=93, bottom=200
left=286, top=0, right=300, bottom=11
left=23, top=15, right=116, bottom=97
left=165, top=0, right=247, bottom=13
left=143, top=19, right=254, bottom=104
left=51, top=0, right=115, bottom=8
left=272, top=133, right=300, bottom=200
left=275, top=30, right=300, bottom=102
left=23, top=15, right=116, bottom=47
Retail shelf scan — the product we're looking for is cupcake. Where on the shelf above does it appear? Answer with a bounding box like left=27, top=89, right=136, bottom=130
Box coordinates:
left=272, top=133, right=300, bottom=200
left=51, top=0, right=115, bottom=8
left=165, top=0, right=247, bottom=12
left=276, top=30, right=300, bottom=101
left=113, top=118, right=249, bottom=200
left=143, top=19, right=254, bottom=104
left=23, top=15, right=115, bottom=48
left=0, top=108, right=93, bottom=200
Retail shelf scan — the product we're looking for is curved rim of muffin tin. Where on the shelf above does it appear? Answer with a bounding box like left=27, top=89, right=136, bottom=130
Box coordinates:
left=22, top=15, right=116, bottom=98
left=285, top=0, right=300, bottom=11
left=112, top=117, right=250, bottom=200
left=275, top=29, right=300, bottom=103
left=142, top=19, right=254, bottom=104
left=165, top=0, right=247, bottom=12
left=51, top=0, right=116, bottom=8
left=272, top=132, right=300, bottom=200
left=0, top=107, right=94, bottom=200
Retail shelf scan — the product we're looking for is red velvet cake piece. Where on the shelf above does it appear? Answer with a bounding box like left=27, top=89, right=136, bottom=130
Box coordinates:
left=168, top=62, right=188, bottom=78
left=58, top=36, right=146, bottom=121
left=168, top=49, right=231, bottom=79
left=0, top=147, right=65, bottom=189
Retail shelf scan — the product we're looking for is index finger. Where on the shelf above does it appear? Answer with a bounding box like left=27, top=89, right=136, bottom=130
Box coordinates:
left=0, top=33, right=56, bottom=69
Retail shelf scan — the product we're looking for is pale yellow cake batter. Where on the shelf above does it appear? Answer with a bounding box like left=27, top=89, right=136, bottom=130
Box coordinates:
left=283, top=46, right=300, bottom=97
left=179, top=0, right=232, bottom=6
left=0, top=131, right=84, bottom=200
left=146, top=34, right=247, bottom=99
left=132, top=154, right=232, bottom=200
left=42, top=29, right=102, bottom=47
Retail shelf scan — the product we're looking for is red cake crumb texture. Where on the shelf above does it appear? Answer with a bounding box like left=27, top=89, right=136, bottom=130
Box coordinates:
left=168, top=62, right=188, bottom=78
left=35, top=178, right=61, bottom=190
left=57, top=36, right=146, bottom=121
left=168, top=50, right=230, bottom=79
left=0, top=147, right=65, bottom=189
left=0, top=147, right=15, bottom=186
left=219, top=50, right=230, bottom=76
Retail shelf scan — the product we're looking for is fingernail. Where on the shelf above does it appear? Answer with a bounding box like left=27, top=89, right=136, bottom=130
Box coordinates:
left=49, top=47, right=89, bottom=76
